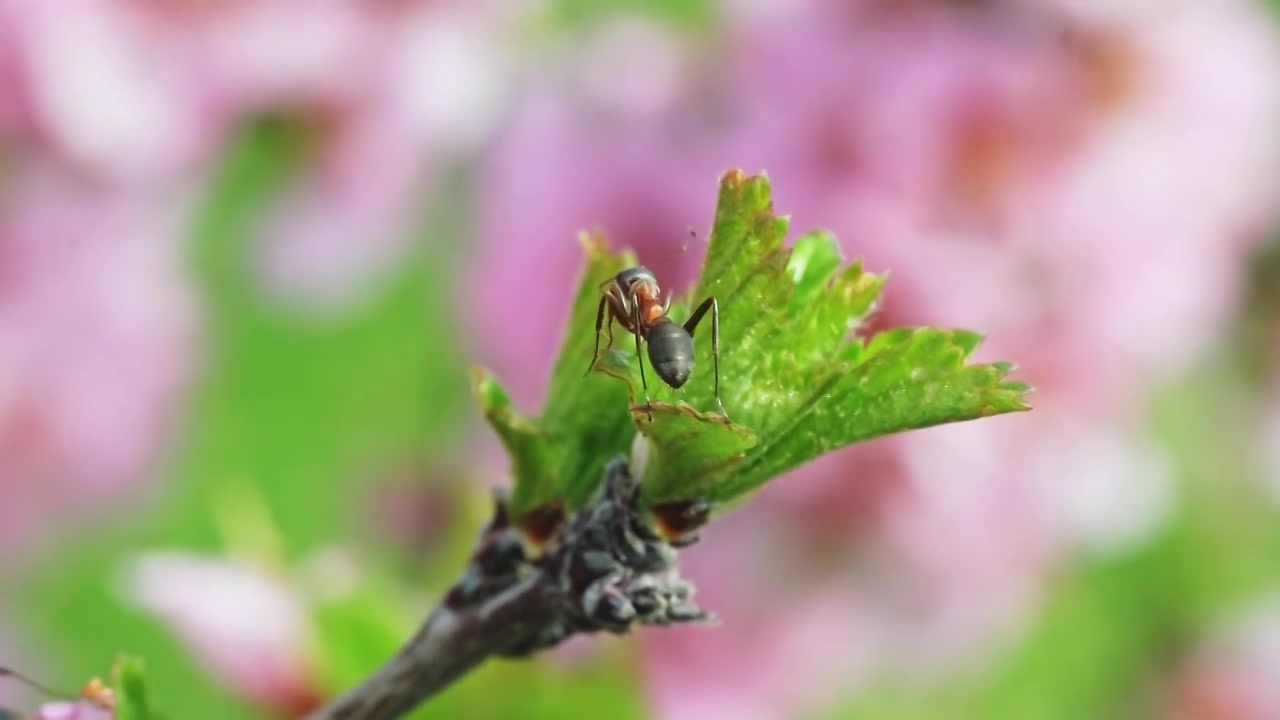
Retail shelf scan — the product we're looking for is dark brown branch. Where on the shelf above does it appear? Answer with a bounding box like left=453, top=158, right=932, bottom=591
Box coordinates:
left=307, top=458, right=711, bottom=720
left=309, top=578, right=558, bottom=720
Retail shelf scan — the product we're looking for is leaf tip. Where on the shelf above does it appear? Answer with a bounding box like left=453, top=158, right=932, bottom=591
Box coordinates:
left=1004, top=380, right=1035, bottom=405
left=577, top=229, right=610, bottom=257
left=111, top=655, right=150, bottom=720
left=469, top=365, right=507, bottom=409
left=952, top=329, right=985, bottom=356
left=718, top=168, right=774, bottom=210
left=468, top=364, right=491, bottom=386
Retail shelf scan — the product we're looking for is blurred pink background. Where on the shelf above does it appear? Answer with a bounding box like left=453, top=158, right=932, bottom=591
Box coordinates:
left=3, top=1, right=1280, bottom=719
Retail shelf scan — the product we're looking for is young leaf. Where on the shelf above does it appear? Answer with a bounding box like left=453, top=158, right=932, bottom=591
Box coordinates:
left=629, top=403, right=758, bottom=499
left=477, top=168, right=1030, bottom=534
left=471, top=369, right=560, bottom=515
left=111, top=656, right=152, bottom=720
left=472, top=233, right=638, bottom=526
left=593, top=169, right=1031, bottom=508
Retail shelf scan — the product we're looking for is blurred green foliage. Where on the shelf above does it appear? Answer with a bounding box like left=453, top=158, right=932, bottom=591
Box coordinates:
left=546, top=0, right=712, bottom=29
left=113, top=656, right=152, bottom=720
left=10, top=122, right=645, bottom=720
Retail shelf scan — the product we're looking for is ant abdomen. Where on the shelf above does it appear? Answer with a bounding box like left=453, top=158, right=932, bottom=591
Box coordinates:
left=647, top=321, right=694, bottom=388
left=584, top=263, right=725, bottom=418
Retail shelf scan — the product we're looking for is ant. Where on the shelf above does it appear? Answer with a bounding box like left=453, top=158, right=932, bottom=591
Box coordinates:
left=584, top=266, right=725, bottom=419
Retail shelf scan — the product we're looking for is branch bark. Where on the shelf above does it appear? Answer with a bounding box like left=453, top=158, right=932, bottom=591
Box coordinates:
left=307, top=458, right=711, bottom=720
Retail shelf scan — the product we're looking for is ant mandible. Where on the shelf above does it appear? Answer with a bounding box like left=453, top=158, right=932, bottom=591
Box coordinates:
left=584, top=266, right=725, bottom=419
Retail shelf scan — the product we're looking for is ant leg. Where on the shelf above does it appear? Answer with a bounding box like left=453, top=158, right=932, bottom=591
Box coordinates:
left=633, top=300, right=652, bottom=420
left=584, top=295, right=609, bottom=376
left=710, top=298, right=723, bottom=416
left=684, top=297, right=726, bottom=417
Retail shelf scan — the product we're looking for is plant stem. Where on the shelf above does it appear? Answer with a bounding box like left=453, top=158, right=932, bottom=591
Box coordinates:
left=308, top=579, right=559, bottom=720
left=307, top=458, right=711, bottom=720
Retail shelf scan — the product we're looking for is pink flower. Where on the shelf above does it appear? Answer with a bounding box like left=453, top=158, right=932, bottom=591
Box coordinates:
left=0, top=0, right=213, bottom=182
left=467, top=32, right=724, bottom=408
left=0, top=0, right=526, bottom=559
left=718, top=0, right=1280, bottom=407
left=1164, top=594, right=1280, bottom=720
left=0, top=0, right=520, bottom=308
left=468, top=2, right=1280, bottom=716
left=640, top=512, right=884, bottom=720
left=31, top=700, right=112, bottom=720
left=0, top=165, right=198, bottom=570
left=125, top=552, right=318, bottom=714
left=0, top=14, right=27, bottom=136
left=245, top=2, right=517, bottom=309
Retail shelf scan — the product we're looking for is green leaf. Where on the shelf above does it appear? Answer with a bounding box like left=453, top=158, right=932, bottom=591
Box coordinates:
left=111, top=656, right=152, bottom=720
left=712, top=327, right=1029, bottom=503
left=478, top=168, right=1030, bottom=528
left=600, top=169, right=1031, bottom=507
left=540, top=234, right=643, bottom=510
left=471, top=368, right=560, bottom=515
left=310, top=581, right=417, bottom=695
left=629, top=402, right=758, bottom=502
left=786, top=231, right=845, bottom=316
left=473, top=233, right=638, bottom=523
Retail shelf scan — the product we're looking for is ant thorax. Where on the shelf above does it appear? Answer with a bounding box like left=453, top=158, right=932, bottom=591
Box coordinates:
left=635, top=285, right=666, bottom=326
left=612, top=267, right=666, bottom=328
left=629, top=278, right=661, bottom=303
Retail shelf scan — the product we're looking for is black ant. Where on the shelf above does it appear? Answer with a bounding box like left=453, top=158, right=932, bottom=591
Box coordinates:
left=584, top=266, right=725, bottom=419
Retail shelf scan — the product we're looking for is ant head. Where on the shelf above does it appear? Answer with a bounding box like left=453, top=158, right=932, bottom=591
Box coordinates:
left=647, top=322, right=694, bottom=388
left=616, top=266, right=657, bottom=291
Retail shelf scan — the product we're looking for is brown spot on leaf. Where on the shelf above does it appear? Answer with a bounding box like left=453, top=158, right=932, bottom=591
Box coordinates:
left=517, top=502, right=567, bottom=548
